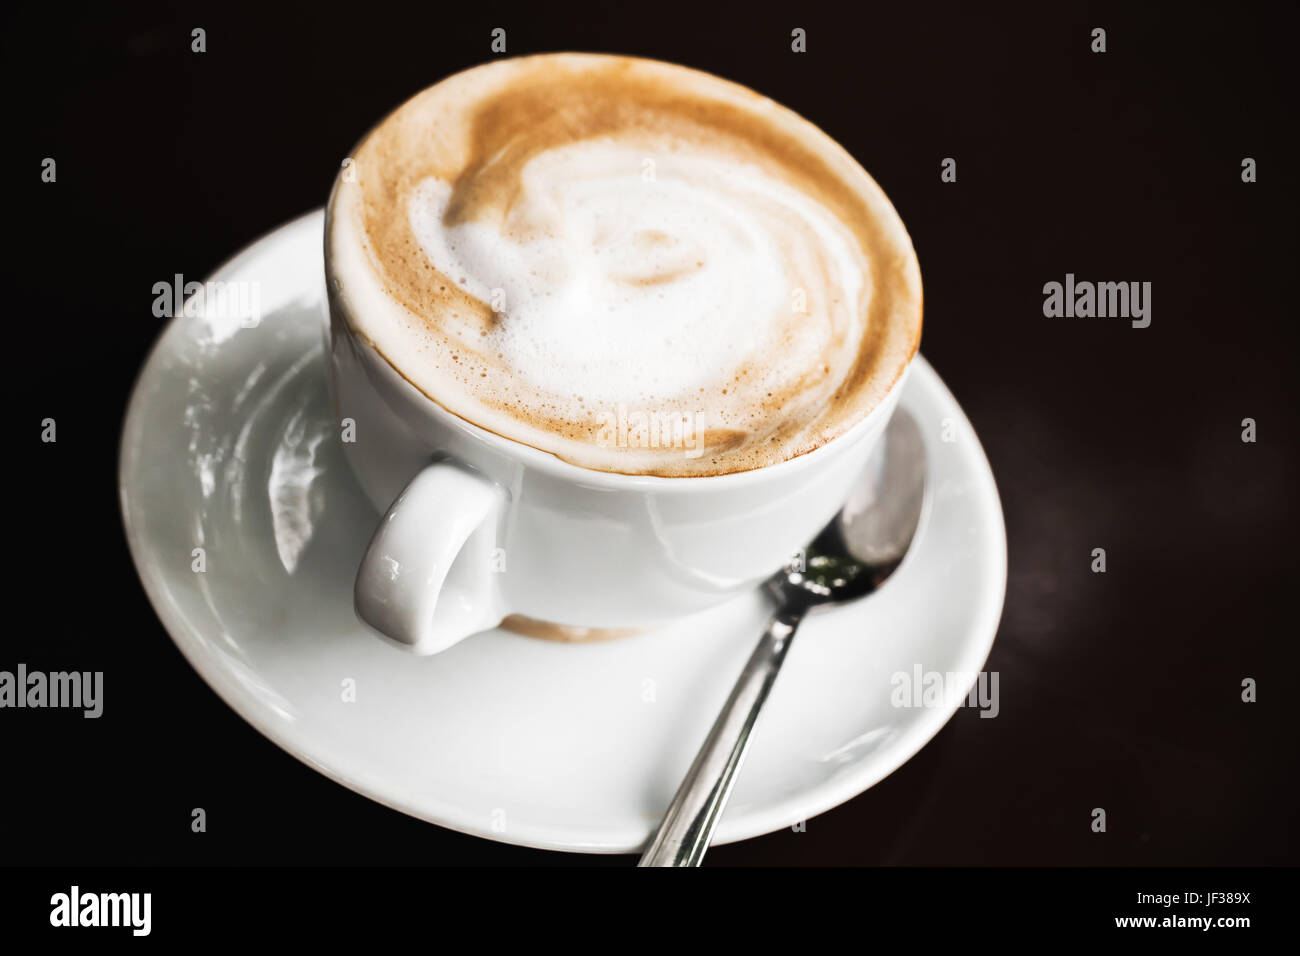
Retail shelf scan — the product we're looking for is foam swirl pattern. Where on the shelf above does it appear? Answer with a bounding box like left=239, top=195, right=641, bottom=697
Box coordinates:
left=328, top=54, right=922, bottom=476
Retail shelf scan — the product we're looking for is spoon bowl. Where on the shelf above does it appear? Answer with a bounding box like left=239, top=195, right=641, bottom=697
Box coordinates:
left=771, top=409, right=926, bottom=610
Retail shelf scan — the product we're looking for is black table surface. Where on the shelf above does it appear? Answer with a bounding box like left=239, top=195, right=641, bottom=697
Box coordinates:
left=3, top=1, right=1296, bottom=865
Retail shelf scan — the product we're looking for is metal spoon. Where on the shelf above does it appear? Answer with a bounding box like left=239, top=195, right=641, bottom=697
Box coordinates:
left=638, top=408, right=927, bottom=867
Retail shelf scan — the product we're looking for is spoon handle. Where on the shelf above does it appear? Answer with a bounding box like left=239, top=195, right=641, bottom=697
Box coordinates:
left=638, top=605, right=805, bottom=867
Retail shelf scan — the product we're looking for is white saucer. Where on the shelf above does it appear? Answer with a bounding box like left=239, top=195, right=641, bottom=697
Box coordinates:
left=119, top=210, right=1007, bottom=854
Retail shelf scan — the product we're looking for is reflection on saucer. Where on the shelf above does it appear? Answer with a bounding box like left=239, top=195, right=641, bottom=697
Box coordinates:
left=500, top=614, right=642, bottom=643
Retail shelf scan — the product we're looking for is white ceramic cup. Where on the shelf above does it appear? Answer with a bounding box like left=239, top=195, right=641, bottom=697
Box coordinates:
left=324, top=208, right=911, bottom=656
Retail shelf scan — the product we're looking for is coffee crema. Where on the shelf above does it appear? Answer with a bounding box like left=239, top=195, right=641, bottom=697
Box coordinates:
left=328, top=53, right=922, bottom=477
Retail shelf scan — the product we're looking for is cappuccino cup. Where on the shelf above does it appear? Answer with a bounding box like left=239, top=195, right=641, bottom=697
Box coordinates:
left=324, top=54, right=922, bottom=654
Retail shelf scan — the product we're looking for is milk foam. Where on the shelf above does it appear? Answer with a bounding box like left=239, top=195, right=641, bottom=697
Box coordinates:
left=328, top=54, right=922, bottom=476
left=407, top=143, right=864, bottom=406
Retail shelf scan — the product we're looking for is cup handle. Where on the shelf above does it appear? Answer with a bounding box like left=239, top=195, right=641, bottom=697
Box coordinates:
left=354, top=461, right=506, bottom=654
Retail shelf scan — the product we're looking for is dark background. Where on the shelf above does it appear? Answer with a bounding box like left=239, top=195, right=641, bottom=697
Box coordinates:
left=2, top=1, right=1296, bottom=866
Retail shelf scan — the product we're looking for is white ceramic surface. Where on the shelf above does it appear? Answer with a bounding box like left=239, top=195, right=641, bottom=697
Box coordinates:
left=326, top=189, right=909, bottom=654
left=119, top=210, right=1007, bottom=853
